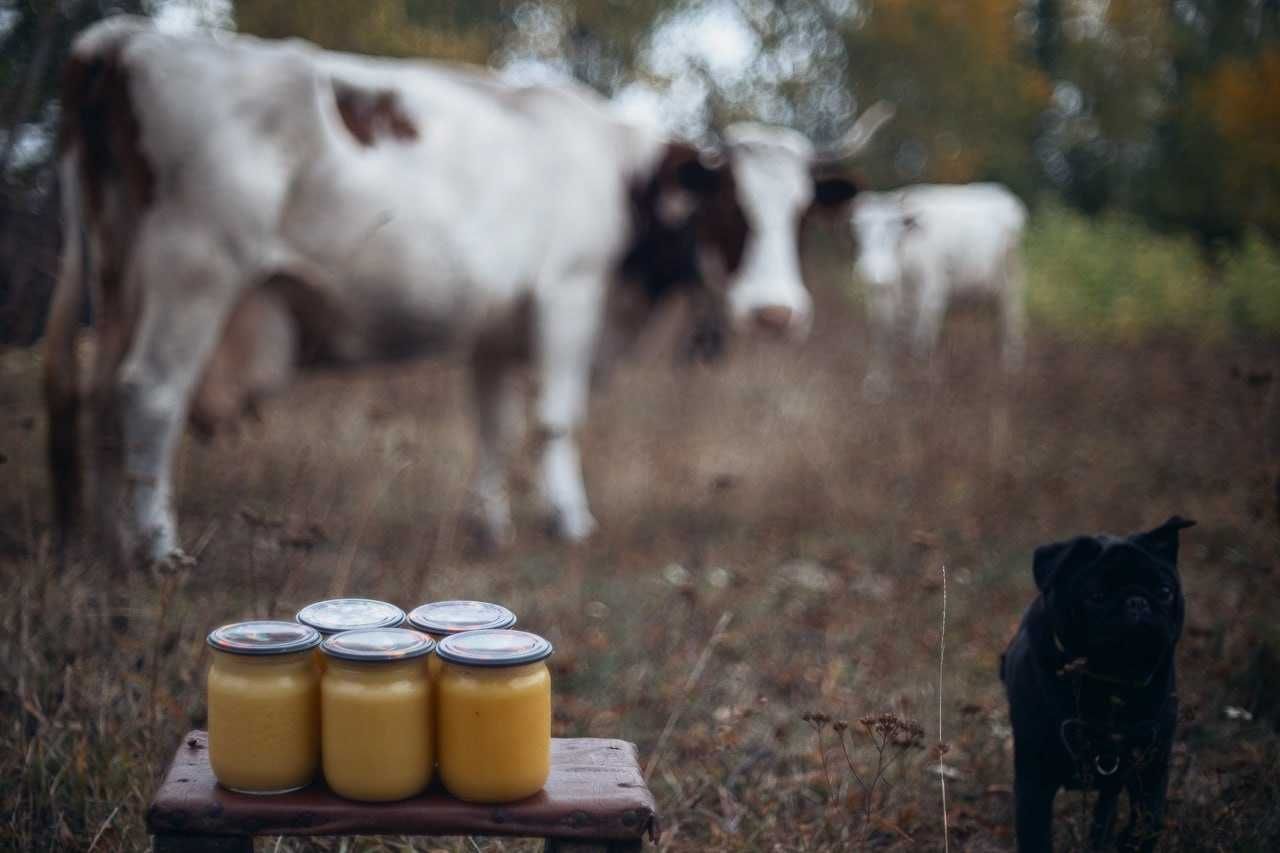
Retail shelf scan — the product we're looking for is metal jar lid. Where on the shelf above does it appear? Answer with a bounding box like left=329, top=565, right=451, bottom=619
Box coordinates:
left=207, top=620, right=322, bottom=656
left=296, top=598, right=406, bottom=635
left=436, top=629, right=553, bottom=668
left=321, top=627, right=436, bottom=662
left=406, top=600, right=517, bottom=636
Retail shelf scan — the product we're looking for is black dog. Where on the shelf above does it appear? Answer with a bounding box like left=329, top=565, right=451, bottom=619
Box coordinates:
left=1001, top=517, right=1194, bottom=852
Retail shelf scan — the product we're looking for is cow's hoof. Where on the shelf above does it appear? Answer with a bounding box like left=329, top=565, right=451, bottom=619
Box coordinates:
left=125, top=521, right=183, bottom=571
left=151, top=547, right=197, bottom=575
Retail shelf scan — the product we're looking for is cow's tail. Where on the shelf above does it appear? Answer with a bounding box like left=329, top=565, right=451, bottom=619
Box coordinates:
left=44, top=150, right=89, bottom=556
left=45, top=19, right=154, bottom=556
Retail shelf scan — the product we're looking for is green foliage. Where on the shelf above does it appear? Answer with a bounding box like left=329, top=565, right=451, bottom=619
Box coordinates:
left=1024, top=203, right=1229, bottom=341
left=1221, top=231, right=1280, bottom=338
left=1024, top=205, right=1280, bottom=341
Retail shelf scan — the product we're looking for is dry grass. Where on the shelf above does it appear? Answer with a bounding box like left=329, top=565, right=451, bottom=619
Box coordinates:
left=1, top=264, right=1278, bottom=851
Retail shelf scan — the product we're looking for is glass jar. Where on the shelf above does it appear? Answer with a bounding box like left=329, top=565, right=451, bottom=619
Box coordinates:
left=206, top=621, right=322, bottom=794
left=406, top=600, right=516, bottom=681
left=320, top=628, right=435, bottom=802
left=297, top=598, right=406, bottom=672
left=436, top=629, right=553, bottom=803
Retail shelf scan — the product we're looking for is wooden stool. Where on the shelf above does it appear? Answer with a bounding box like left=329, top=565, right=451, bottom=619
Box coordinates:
left=148, top=731, right=657, bottom=852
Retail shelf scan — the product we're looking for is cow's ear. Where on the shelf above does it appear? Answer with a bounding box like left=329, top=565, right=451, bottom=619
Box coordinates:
left=812, top=173, right=861, bottom=208
left=1033, top=535, right=1102, bottom=592
left=1135, top=516, right=1196, bottom=568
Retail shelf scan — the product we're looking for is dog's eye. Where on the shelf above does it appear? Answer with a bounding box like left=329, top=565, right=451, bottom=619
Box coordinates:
left=1158, top=586, right=1174, bottom=602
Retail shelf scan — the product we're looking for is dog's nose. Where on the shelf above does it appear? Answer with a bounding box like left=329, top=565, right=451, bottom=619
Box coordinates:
left=1125, top=595, right=1151, bottom=620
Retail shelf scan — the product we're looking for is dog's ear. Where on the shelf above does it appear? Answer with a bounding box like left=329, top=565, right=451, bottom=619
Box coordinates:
left=1136, top=516, right=1196, bottom=568
left=1033, top=536, right=1102, bottom=592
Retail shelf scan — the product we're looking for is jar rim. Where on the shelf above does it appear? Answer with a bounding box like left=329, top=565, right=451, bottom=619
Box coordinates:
left=436, top=629, right=553, bottom=667
left=207, top=620, right=322, bottom=656
left=296, top=598, right=406, bottom=635
left=321, top=627, right=436, bottom=662
left=406, top=600, right=517, bottom=635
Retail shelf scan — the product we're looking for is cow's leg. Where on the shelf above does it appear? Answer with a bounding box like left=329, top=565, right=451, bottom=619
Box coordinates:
left=468, top=352, right=524, bottom=547
left=533, top=281, right=602, bottom=542
left=863, top=279, right=899, bottom=399
left=111, top=222, right=242, bottom=564
left=1001, top=247, right=1028, bottom=373
left=910, top=264, right=947, bottom=363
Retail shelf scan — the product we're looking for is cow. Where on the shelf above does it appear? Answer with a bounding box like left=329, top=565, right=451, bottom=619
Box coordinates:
left=44, top=16, right=889, bottom=565
left=850, top=183, right=1028, bottom=396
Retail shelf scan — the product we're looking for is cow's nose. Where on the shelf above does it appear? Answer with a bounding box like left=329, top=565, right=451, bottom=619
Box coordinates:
left=753, top=305, right=794, bottom=335
left=1125, top=596, right=1151, bottom=620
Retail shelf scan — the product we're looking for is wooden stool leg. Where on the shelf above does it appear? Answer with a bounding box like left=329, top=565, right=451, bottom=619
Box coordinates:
left=543, top=841, right=643, bottom=853
left=152, top=834, right=253, bottom=852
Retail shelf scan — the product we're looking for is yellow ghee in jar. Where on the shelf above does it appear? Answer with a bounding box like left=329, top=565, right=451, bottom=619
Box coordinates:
left=297, top=598, right=405, bottom=674
left=206, top=621, right=322, bottom=794
left=320, top=628, right=435, bottom=802
left=436, top=629, right=553, bottom=803
left=406, top=601, right=518, bottom=747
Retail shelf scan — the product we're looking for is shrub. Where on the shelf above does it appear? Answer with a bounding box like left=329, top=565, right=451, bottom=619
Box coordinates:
left=1023, top=202, right=1228, bottom=342
left=1221, top=230, right=1280, bottom=338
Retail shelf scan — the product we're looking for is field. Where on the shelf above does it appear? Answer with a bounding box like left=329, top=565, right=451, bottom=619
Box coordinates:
left=1, top=245, right=1278, bottom=852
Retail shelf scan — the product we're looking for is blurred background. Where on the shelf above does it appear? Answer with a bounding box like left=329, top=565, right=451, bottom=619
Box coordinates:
left=1, top=2, right=1278, bottom=851
left=2, top=0, right=1280, bottom=342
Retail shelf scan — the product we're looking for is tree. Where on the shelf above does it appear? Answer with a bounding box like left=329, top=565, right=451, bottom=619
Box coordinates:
left=1195, top=47, right=1280, bottom=240
left=1, top=1, right=147, bottom=345
left=1, top=0, right=147, bottom=183
left=1036, top=0, right=1175, bottom=212
left=837, top=0, right=1050, bottom=195
left=233, top=0, right=498, bottom=62
left=1140, top=0, right=1280, bottom=245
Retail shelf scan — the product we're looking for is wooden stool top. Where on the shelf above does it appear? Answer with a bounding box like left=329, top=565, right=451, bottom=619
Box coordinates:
left=147, top=731, right=657, bottom=844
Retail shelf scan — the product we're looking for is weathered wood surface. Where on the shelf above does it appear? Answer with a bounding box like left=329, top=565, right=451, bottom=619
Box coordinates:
left=147, top=731, right=656, bottom=844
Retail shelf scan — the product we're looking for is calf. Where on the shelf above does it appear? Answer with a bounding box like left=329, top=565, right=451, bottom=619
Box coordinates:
left=44, top=16, right=878, bottom=565
left=850, top=183, right=1028, bottom=395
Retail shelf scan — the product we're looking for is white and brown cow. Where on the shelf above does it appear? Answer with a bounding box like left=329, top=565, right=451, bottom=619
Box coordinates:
left=44, top=16, right=882, bottom=565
